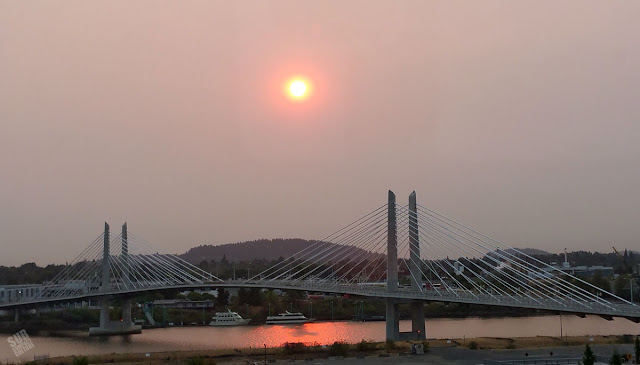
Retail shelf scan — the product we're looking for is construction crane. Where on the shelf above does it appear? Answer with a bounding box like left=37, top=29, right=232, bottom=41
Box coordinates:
left=612, top=246, right=630, bottom=274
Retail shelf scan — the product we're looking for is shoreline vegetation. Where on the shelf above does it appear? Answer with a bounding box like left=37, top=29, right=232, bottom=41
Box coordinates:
left=8, top=335, right=639, bottom=365
left=0, top=301, right=546, bottom=334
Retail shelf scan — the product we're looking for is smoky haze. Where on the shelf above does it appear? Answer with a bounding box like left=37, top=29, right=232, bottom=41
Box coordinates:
left=1, top=1, right=639, bottom=266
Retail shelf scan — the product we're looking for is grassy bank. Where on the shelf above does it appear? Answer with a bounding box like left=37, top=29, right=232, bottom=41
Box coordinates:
left=9, top=335, right=638, bottom=365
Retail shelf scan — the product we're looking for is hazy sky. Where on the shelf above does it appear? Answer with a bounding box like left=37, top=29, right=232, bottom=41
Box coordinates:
left=1, top=1, right=639, bottom=266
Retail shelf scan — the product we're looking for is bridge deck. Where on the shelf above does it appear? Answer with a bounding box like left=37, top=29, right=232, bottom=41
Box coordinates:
left=2, top=280, right=639, bottom=321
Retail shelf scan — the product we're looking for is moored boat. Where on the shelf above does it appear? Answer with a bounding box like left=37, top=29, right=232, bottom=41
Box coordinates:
left=209, top=309, right=251, bottom=326
left=265, top=311, right=313, bottom=324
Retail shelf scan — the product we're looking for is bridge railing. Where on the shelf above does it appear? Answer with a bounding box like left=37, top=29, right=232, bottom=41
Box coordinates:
left=234, top=280, right=640, bottom=318
left=3, top=279, right=639, bottom=319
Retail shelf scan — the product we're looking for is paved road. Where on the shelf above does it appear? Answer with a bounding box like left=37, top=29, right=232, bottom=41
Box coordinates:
left=244, top=344, right=636, bottom=365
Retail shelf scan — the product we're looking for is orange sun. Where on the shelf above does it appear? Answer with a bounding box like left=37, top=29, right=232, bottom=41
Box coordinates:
left=289, top=80, right=307, bottom=97
left=285, top=78, right=311, bottom=101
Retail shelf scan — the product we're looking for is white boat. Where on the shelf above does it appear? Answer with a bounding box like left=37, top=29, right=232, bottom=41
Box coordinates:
left=266, top=311, right=313, bottom=324
left=209, top=309, right=251, bottom=326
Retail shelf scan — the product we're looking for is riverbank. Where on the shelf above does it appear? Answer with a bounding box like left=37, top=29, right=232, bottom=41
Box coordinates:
left=0, top=303, right=548, bottom=334
left=11, top=335, right=638, bottom=365
left=3, top=316, right=637, bottom=362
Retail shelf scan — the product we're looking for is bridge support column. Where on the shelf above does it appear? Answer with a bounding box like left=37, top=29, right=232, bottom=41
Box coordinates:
left=122, top=299, right=132, bottom=325
left=99, top=223, right=111, bottom=329
left=409, top=301, right=425, bottom=340
left=99, top=300, right=110, bottom=328
left=385, top=299, right=399, bottom=341
left=14, top=308, right=19, bottom=323
left=385, top=191, right=400, bottom=341
left=405, top=192, right=425, bottom=340
left=121, top=224, right=133, bottom=326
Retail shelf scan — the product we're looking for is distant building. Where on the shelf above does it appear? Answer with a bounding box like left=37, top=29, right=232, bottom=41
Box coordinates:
left=536, top=250, right=613, bottom=279
left=0, top=284, right=44, bottom=303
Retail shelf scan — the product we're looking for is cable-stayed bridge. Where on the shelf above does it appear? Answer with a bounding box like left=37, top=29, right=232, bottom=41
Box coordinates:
left=1, top=191, right=638, bottom=339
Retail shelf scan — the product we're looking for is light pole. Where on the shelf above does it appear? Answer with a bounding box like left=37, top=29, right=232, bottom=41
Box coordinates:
left=331, top=301, right=334, bottom=322
left=559, top=313, right=563, bottom=340
left=264, top=344, right=267, bottom=365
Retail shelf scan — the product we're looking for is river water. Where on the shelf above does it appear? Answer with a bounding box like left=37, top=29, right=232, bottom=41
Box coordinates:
left=2, top=316, right=638, bottom=362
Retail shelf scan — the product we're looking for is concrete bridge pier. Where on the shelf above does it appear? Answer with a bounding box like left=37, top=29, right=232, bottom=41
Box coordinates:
left=386, top=298, right=399, bottom=341
left=122, top=298, right=132, bottom=324
left=14, top=308, right=19, bottom=322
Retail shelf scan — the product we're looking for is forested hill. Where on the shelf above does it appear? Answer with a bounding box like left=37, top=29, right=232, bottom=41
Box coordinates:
left=179, top=238, right=384, bottom=264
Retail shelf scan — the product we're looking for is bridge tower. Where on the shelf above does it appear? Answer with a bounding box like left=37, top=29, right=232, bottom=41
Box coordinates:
left=99, top=222, right=110, bottom=329
left=121, top=223, right=133, bottom=327
left=89, top=222, right=141, bottom=336
left=385, top=191, right=426, bottom=341
left=407, top=191, right=426, bottom=339
left=385, top=191, right=399, bottom=341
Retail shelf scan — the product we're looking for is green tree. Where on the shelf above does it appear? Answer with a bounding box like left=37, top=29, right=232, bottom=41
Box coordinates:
left=198, top=260, right=209, bottom=272
left=201, top=292, right=216, bottom=301
left=215, top=288, right=229, bottom=308
left=590, top=270, right=610, bottom=292
left=609, top=350, right=622, bottom=365
left=614, top=275, right=631, bottom=300
left=187, top=291, right=203, bottom=301
left=582, top=344, right=596, bottom=365
left=634, top=337, right=639, bottom=364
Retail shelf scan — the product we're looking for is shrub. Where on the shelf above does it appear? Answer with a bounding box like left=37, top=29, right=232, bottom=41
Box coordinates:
left=328, top=341, right=349, bottom=357
left=582, top=344, right=596, bottom=365
left=385, top=340, right=397, bottom=351
left=282, top=342, right=307, bottom=355
left=72, top=357, right=88, bottom=365
left=618, top=335, right=633, bottom=344
left=468, top=341, right=479, bottom=350
left=421, top=341, right=430, bottom=353
left=609, top=350, right=622, bottom=365
left=186, top=357, right=203, bottom=365
left=185, top=357, right=215, bottom=365
left=356, top=340, right=376, bottom=352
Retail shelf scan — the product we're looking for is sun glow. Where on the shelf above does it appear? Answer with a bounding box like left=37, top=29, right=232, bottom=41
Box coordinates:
left=284, top=77, right=312, bottom=102
left=289, top=80, right=307, bottom=98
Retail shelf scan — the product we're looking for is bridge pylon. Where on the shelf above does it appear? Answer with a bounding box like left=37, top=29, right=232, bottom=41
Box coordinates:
left=385, top=191, right=400, bottom=341
left=89, top=222, right=141, bottom=336
left=405, top=191, right=425, bottom=340
left=385, top=191, right=426, bottom=341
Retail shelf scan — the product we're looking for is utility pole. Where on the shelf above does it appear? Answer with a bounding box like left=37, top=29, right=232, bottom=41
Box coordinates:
left=331, top=301, right=334, bottom=321
left=559, top=313, right=563, bottom=340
